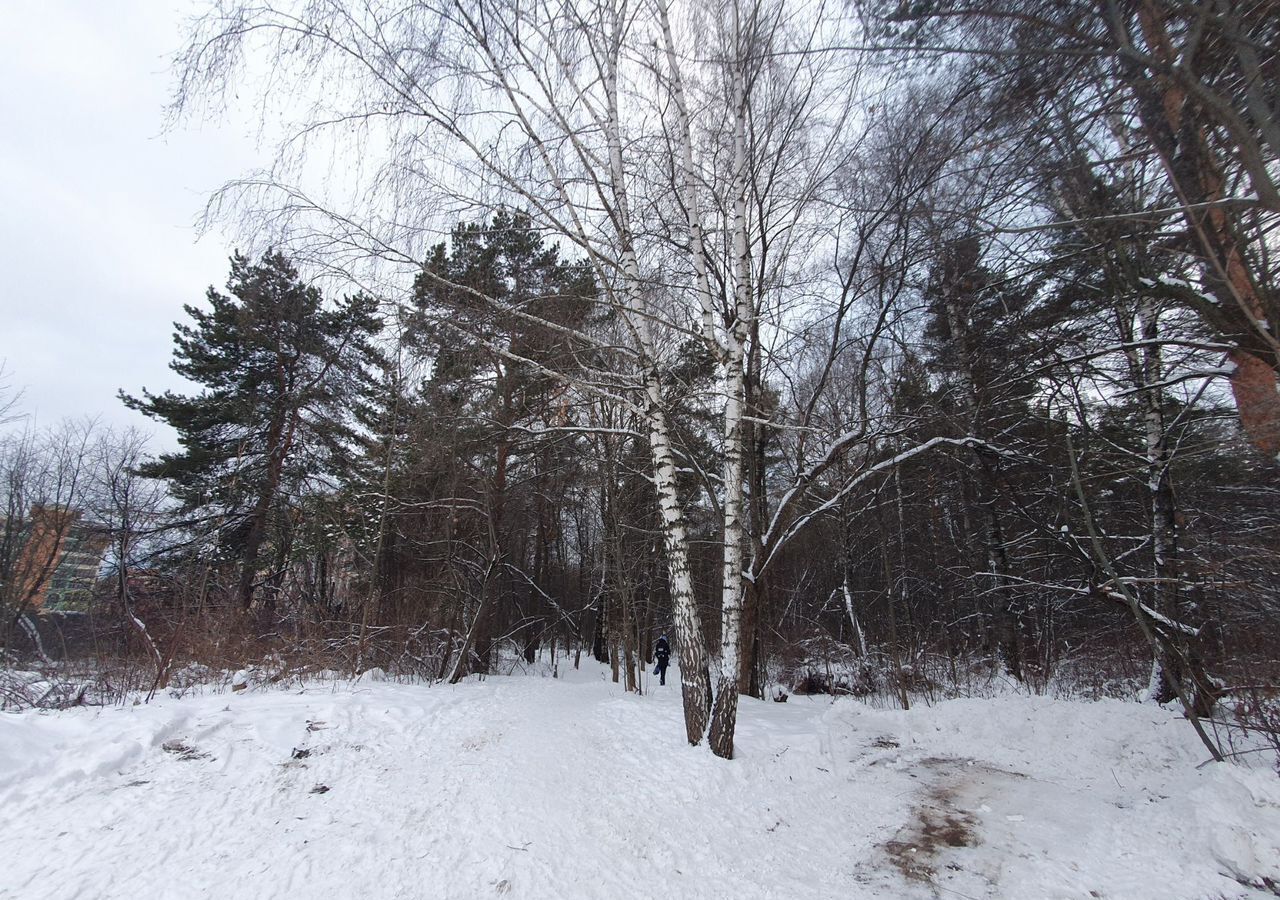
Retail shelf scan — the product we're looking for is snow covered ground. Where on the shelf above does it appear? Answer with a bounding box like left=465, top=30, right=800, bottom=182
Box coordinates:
left=2, top=663, right=1278, bottom=900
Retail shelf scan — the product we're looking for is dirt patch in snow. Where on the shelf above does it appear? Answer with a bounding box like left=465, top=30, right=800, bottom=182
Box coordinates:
left=881, top=756, right=1024, bottom=887
left=160, top=739, right=211, bottom=761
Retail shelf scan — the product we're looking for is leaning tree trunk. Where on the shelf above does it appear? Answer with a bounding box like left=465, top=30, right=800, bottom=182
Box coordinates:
left=448, top=556, right=498, bottom=685
left=1123, top=2, right=1280, bottom=460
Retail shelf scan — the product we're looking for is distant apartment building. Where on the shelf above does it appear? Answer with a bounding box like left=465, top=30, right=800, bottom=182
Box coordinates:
left=3, top=505, right=109, bottom=612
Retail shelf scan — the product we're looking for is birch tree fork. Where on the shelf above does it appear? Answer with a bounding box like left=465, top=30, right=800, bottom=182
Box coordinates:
left=655, top=0, right=874, bottom=756
left=652, top=0, right=763, bottom=759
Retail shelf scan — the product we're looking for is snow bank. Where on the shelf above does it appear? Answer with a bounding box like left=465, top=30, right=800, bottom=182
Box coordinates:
left=1, top=666, right=1276, bottom=899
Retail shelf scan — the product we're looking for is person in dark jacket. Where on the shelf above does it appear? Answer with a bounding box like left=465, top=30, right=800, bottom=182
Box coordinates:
left=653, top=634, right=671, bottom=685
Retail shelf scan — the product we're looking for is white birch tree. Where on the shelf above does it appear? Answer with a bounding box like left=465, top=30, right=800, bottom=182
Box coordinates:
left=174, top=0, right=967, bottom=756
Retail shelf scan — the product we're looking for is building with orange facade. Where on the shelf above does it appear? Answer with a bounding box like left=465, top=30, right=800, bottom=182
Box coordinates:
left=3, top=505, right=109, bottom=613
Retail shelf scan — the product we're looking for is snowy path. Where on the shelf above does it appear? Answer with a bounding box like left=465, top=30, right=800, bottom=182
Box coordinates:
left=2, top=666, right=1279, bottom=899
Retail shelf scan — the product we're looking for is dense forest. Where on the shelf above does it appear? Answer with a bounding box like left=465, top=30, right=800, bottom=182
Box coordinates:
left=3, top=0, right=1278, bottom=764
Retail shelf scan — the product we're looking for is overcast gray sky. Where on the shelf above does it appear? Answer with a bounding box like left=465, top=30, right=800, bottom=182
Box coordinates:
left=0, top=2, right=258, bottom=441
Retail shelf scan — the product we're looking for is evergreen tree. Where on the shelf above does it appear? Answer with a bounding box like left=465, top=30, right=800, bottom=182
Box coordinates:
left=121, top=249, right=381, bottom=611
left=408, top=211, right=594, bottom=675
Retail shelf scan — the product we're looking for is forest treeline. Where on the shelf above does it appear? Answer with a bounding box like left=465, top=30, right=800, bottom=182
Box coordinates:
left=2, top=0, right=1278, bottom=760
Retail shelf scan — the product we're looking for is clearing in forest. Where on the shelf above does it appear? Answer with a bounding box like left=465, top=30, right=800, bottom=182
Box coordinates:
left=2, top=665, right=1278, bottom=900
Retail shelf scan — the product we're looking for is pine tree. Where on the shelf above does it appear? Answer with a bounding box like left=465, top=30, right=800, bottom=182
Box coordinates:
left=920, top=235, right=1050, bottom=679
left=121, top=250, right=381, bottom=611
left=409, top=211, right=594, bottom=676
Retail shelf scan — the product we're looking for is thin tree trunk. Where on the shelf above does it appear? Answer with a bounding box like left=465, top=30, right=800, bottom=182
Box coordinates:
left=448, top=557, right=497, bottom=685
left=707, top=56, right=753, bottom=759
left=601, top=29, right=710, bottom=741
left=941, top=290, right=1022, bottom=679
left=239, top=405, right=299, bottom=613
left=842, top=575, right=869, bottom=658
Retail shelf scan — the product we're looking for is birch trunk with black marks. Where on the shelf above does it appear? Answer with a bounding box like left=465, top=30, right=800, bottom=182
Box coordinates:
left=643, top=370, right=711, bottom=739
left=707, top=58, right=753, bottom=759
left=1122, top=298, right=1219, bottom=713
left=602, top=27, right=710, bottom=742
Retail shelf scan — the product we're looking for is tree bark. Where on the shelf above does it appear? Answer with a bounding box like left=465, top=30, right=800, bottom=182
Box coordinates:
left=707, top=57, right=754, bottom=758
left=1122, top=0, right=1280, bottom=460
